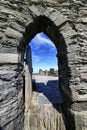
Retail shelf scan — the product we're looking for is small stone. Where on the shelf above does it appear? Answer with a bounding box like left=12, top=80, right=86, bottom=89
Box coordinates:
left=5, top=28, right=23, bottom=40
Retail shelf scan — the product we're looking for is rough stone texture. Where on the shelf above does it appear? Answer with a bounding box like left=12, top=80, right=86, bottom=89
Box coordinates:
left=71, top=110, right=87, bottom=130
left=0, top=0, right=87, bottom=130
left=0, top=53, right=18, bottom=64
left=0, top=70, right=24, bottom=130
left=4, top=112, right=24, bottom=130
left=25, top=75, right=65, bottom=130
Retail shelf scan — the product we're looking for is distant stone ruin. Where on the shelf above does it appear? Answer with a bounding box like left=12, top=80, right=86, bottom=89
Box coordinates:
left=39, top=68, right=58, bottom=76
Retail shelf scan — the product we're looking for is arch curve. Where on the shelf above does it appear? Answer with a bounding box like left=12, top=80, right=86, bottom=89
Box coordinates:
left=18, top=14, right=74, bottom=100
left=18, top=8, right=78, bottom=130
left=18, top=15, right=61, bottom=53
left=18, top=9, right=79, bottom=102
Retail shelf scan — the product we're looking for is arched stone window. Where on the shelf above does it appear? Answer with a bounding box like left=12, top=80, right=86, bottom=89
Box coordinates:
left=18, top=15, right=73, bottom=99
left=18, top=14, right=78, bottom=129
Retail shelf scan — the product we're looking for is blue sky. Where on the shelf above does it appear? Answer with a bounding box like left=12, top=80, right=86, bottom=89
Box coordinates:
left=29, top=32, right=58, bottom=73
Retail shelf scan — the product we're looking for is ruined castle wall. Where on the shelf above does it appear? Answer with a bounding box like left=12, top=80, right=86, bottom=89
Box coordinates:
left=0, top=0, right=87, bottom=130
left=0, top=1, right=25, bottom=129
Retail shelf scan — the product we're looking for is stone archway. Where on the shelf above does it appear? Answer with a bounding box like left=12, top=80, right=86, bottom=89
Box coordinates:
left=18, top=9, right=78, bottom=129
left=1, top=2, right=84, bottom=129
left=18, top=11, right=77, bottom=102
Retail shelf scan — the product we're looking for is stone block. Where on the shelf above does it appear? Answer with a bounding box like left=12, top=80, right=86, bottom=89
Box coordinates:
left=1, top=36, right=19, bottom=47
left=80, top=73, right=87, bottom=82
left=9, top=22, right=25, bottom=33
left=5, top=28, right=23, bottom=40
left=29, top=5, right=41, bottom=17
left=62, top=29, right=77, bottom=39
left=54, top=14, right=67, bottom=27
left=0, top=7, right=26, bottom=24
left=71, top=102, right=87, bottom=111
left=77, top=17, right=87, bottom=24
left=77, top=56, right=87, bottom=64
left=0, top=47, right=18, bottom=53
left=59, top=22, right=72, bottom=32
left=49, top=11, right=61, bottom=21
left=0, top=70, right=18, bottom=81
left=0, top=53, right=18, bottom=64
left=71, top=110, right=87, bottom=130
left=0, top=22, right=7, bottom=29
left=0, top=64, right=18, bottom=71
left=44, top=7, right=55, bottom=17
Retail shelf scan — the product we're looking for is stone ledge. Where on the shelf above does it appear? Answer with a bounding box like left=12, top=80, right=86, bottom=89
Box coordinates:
left=61, top=84, right=87, bottom=102
left=0, top=47, right=18, bottom=54
left=71, top=102, right=87, bottom=111
left=0, top=53, right=19, bottom=64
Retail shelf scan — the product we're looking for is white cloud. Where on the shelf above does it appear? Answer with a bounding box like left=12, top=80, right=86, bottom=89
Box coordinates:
left=32, top=55, right=40, bottom=62
left=37, top=33, right=55, bottom=46
left=30, top=32, right=55, bottom=48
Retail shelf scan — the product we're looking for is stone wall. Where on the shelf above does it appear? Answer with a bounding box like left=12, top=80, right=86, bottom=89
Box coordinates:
left=0, top=0, right=87, bottom=130
left=0, top=69, right=24, bottom=130
left=0, top=1, right=25, bottom=129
